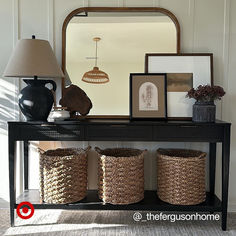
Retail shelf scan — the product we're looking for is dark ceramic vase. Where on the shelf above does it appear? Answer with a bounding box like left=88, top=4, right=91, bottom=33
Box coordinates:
left=19, top=78, right=57, bottom=121
left=192, top=101, right=216, bottom=123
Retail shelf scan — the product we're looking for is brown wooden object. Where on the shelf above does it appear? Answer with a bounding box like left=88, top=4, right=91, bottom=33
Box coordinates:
left=59, top=84, right=92, bottom=116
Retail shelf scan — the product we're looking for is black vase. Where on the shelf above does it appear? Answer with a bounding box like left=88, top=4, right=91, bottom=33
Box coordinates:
left=19, top=78, right=57, bottom=121
left=192, top=101, right=216, bottom=123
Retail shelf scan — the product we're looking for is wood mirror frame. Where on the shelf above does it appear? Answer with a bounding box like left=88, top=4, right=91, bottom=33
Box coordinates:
left=61, top=7, right=181, bottom=118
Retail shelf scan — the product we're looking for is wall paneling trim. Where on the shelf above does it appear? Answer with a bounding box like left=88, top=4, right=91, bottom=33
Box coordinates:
left=0, top=0, right=236, bottom=211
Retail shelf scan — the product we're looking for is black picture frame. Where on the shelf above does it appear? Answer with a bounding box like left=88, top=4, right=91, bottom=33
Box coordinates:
left=130, top=73, right=167, bottom=120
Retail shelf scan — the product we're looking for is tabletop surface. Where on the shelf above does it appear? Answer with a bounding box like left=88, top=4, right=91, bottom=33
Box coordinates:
left=8, top=119, right=231, bottom=126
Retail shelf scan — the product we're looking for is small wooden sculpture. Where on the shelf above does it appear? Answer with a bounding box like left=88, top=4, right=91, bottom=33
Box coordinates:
left=59, top=84, right=92, bottom=117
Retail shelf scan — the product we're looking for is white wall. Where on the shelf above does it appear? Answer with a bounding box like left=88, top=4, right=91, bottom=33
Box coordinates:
left=0, top=0, right=22, bottom=202
left=0, top=0, right=236, bottom=211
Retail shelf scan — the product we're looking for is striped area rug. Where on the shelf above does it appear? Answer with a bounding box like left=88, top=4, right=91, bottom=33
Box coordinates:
left=1, top=209, right=236, bottom=236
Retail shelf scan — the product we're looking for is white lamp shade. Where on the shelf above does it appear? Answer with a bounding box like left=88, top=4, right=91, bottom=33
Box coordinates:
left=4, top=39, right=64, bottom=78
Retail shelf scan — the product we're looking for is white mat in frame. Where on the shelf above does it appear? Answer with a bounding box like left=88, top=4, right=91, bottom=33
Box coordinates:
left=145, top=53, right=213, bottom=118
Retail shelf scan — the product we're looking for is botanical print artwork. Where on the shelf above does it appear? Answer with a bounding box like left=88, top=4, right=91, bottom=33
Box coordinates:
left=167, top=73, right=193, bottom=92
left=130, top=73, right=167, bottom=119
left=139, top=82, right=158, bottom=111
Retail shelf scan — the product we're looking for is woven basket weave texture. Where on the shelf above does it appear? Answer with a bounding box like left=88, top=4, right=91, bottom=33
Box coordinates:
left=157, top=148, right=206, bottom=205
left=39, top=147, right=89, bottom=204
left=95, top=147, right=145, bottom=205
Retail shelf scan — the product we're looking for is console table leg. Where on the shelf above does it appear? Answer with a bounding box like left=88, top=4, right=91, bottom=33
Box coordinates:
left=209, top=143, right=216, bottom=196
left=24, top=141, right=29, bottom=190
left=9, top=138, right=16, bottom=227
left=222, top=126, right=230, bottom=231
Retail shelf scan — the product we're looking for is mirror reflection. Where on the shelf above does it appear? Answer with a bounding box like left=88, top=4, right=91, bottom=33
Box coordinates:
left=66, top=12, right=177, bottom=115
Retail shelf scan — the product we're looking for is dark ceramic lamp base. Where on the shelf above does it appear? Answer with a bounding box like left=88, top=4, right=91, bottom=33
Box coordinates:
left=19, top=76, right=56, bottom=121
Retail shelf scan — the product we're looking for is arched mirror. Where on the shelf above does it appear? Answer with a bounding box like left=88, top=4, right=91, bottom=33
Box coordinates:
left=62, top=7, right=180, bottom=117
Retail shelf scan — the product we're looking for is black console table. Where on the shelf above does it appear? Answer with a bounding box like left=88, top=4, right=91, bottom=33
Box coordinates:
left=8, top=119, right=231, bottom=230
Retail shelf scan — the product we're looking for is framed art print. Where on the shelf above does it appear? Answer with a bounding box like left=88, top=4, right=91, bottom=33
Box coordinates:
left=145, top=53, right=213, bottom=119
left=130, top=73, right=167, bottom=119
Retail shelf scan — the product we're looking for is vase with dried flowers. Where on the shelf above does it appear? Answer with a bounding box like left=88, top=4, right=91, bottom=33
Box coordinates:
left=186, top=85, right=225, bottom=122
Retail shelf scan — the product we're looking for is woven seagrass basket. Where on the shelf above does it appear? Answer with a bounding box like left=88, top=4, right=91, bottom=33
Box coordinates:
left=157, top=148, right=206, bottom=205
left=39, top=147, right=90, bottom=204
left=95, top=147, right=146, bottom=205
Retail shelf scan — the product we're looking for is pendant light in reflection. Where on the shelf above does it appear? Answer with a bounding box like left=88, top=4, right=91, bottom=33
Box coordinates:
left=82, top=37, right=109, bottom=84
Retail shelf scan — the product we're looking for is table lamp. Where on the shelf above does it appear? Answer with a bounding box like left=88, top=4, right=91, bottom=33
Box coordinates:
left=3, top=37, right=64, bottom=121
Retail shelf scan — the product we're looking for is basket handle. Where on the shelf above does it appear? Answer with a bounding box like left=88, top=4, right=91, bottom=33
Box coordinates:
left=198, top=152, right=207, bottom=158
left=85, top=146, right=91, bottom=152
left=94, top=147, right=102, bottom=153
left=141, top=149, right=148, bottom=155
left=38, top=147, right=46, bottom=154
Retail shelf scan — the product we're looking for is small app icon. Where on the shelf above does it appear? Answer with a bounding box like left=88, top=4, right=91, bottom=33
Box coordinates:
left=16, top=201, right=34, bottom=219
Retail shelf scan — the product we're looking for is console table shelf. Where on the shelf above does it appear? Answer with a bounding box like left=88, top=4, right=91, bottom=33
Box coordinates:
left=16, top=190, right=222, bottom=212
left=8, top=119, right=231, bottom=230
